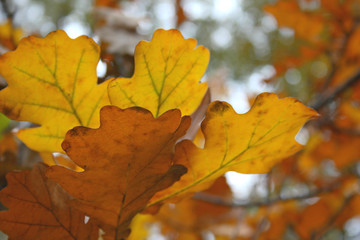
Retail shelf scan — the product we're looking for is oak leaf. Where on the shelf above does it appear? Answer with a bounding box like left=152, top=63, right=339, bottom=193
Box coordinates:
left=46, top=106, right=190, bottom=239
left=0, top=30, right=110, bottom=152
left=0, top=162, right=99, bottom=240
left=149, top=93, right=318, bottom=206
left=108, top=28, right=209, bottom=117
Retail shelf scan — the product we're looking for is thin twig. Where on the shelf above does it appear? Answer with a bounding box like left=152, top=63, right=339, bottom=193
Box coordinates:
left=0, top=0, right=13, bottom=19
left=312, top=69, right=360, bottom=110
left=331, top=125, right=360, bottom=136
left=192, top=184, right=340, bottom=208
left=320, top=20, right=360, bottom=92
left=312, top=194, right=356, bottom=240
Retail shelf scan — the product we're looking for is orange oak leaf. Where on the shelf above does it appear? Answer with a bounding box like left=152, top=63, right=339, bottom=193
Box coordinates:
left=0, top=30, right=110, bottom=152
left=149, top=93, right=318, bottom=206
left=46, top=106, right=190, bottom=239
left=108, top=29, right=209, bottom=117
left=0, top=162, right=99, bottom=240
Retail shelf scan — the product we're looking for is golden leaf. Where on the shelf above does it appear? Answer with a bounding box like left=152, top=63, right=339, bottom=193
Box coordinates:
left=0, top=30, right=110, bottom=152
left=108, top=29, right=209, bottom=117
left=149, top=93, right=318, bottom=206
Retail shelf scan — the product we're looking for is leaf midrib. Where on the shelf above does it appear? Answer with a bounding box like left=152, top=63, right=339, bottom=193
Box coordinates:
left=145, top=102, right=298, bottom=208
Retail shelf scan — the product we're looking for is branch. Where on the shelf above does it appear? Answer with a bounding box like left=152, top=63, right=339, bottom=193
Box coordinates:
left=0, top=0, right=13, bottom=19
left=331, top=125, right=360, bottom=136
left=320, top=19, right=360, bottom=92
left=192, top=184, right=339, bottom=208
left=312, top=194, right=355, bottom=240
left=312, top=69, right=360, bottom=110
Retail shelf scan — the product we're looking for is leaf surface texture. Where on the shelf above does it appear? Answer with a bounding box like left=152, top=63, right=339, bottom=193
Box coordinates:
left=47, top=106, right=190, bottom=239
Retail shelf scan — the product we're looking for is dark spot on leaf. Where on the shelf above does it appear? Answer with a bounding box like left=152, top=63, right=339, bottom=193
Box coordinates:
left=210, top=102, right=230, bottom=114
left=71, top=127, right=89, bottom=136
left=68, top=129, right=79, bottom=136
left=61, top=141, right=71, bottom=151
left=2, top=106, right=12, bottom=116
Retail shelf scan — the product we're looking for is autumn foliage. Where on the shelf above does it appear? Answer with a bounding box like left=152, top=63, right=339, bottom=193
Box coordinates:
left=0, top=0, right=359, bottom=239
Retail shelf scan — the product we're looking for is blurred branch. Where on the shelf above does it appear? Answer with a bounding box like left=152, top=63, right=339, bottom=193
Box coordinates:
left=312, top=69, right=360, bottom=110
left=0, top=0, right=13, bottom=19
left=252, top=216, right=268, bottom=240
left=193, top=184, right=340, bottom=208
left=320, top=19, right=360, bottom=92
left=312, top=194, right=355, bottom=240
left=331, top=125, right=360, bottom=136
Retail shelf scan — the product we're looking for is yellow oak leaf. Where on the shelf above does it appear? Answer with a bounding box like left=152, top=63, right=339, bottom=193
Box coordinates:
left=108, top=28, right=209, bottom=117
left=148, top=93, right=319, bottom=206
left=46, top=106, right=190, bottom=239
left=0, top=30, right=110, bottom=152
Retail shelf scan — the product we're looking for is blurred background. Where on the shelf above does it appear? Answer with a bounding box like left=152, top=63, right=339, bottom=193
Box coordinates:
left=2, top=0, right=360, bottom=239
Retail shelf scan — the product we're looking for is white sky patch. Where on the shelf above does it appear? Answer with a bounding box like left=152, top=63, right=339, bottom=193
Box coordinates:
left=224, top=80, right=250, bottom=114
left=63, top=21, right=90, bottom=38
left=84, top=216, right=90, bottom=224
left=345, top=217, right=360, bottom=237
left=97, top=60, right=107, bottom=78
left=211, top=27, right=233, bottom=49
left=295, top=127, right=310, bottom=145
left=226, top=171, right=263, bottom=200
left=154, top=1, right=176, bottom=29
left=183, top=0, right=211, bottom=20
left=211, top=0, right=239, bottom=20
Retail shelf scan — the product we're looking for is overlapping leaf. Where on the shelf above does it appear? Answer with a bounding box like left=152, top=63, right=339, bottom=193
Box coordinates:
left=149, top=93, right=318, bottom=206
left=108, top=28, right=209, bottom=117
left=46, top=106, right=190, bottom=239
left=0, top=163, right=99, bottom=240
left=0, top=30, right=110, bottom=152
